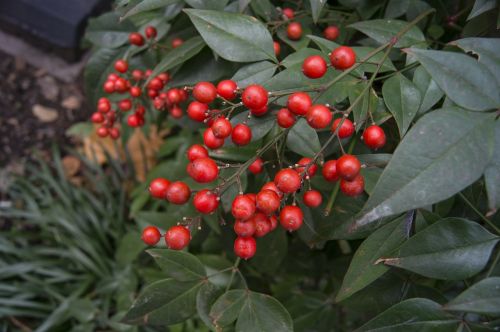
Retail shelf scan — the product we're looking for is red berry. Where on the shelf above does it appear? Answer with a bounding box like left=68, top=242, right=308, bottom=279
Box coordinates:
left=103, top=81, right=115, bottom=93
left=148, top=77, right=164, bottom=91
left=274, top=169, right=301, bottom=193
left=149, top=178, right=170, bottom=199
left=171, top=38, right=183, bottom=48
left=336, top=154, right=361, bottom=181
left=287, top=92, right=312, bottom=116
left=217, top=80, right=237, bottom=100
left=158, top=72, right=170, bottom=83
left=203, top=128, right=225, bottom=149
left=279, top=205, right=303, bottom=231
left=252, top=212, right=271, bottom=237
left=170, top=105, right=183, bottom=118
left=91, top=112, right=104, bottom=123
left=340, top=174, right=365, bottom=197
left=296, top=157, right=318, bottom=177
left=118, top=99, right=132, bottom=111
left=142, top=226, right=161, bottom=245
left=232, top=194, right=256, bottom=220
left=303, top=190, right=322, bottom=207
left=132, top=69, right=143, bottom=81
left=148, top=89, right=158, bottom=98
left=135, top=105, right=146, bottom=116
left=322, top=160, right=339, bottom=182
left=256, top=189, right=280, bottom=215
left=231, top=124, right=252, bottom=146
left=282, top=7, right=294, bottom=19
left=276, top=108, right=296, bottom=128
left=287, top=22, right=302, bottom=40
left=323, top=26, right=339, bottom=41
left=187, top=101, right=209, bottom=122
left=302, top=55, right=327, bottom=79
left=242, top=85, right=268, bottom=110
left=114, top=78, right=128, bottom=92
left=363, top=125, right=386, bottom=149
left=234, top=219, right=256, bottom=237
left=165, top=225, right=190, bottom=250
left=306, top=104, right=332, bottom=129
left=130, top=86, right=142, bottom=97
left=166, top=181, right=191, bottom=205
left=330, top=46, right=356, bottom=70
left=269, top=215, right=278, bottom=230
left=98, top=100, right=111, bottom=113
left=193, top=81, right=217, bottom=104
left=193, top=189, right=219, bottom=214
left=234, top=236, right=256, bottom=259
left=262, top=181, right=283, bottom=199
left=187, top=144, right=209, bottom=161
left=167, top=88, right=182, bottom=104
left=96, top=127, right=108, bottom=137
left=245, top=193, right=257, bottom=204
left=107, top=74, right=119, bottom=82
left=109, top=127, right=120, bottom=139
left=211, top=117, right=232, bottom=139
left=248, top=158, right=264, bottom=174
left=145, top=26, right=157, bottom=39
left=114, top=59, right=128, bottom=73
left=273, top=41, right=281, bottom=56
left=250, top=105, right=268, bottom=117
left=129, top=32, right=145, bottom=46
left=127, top=114, right=141, bottom=127
left=332, top=118, right=355, bottom=138
left=186, top=157, right=219, bottom=183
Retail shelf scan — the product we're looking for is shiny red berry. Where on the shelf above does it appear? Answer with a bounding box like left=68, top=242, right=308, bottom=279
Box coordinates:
left=245, top=193, right=257, bottom=205
left=211, top=117, right=232, bottom=139
left=193, top=189, right=219, bottom=214
left=166, top=181, right=191, bottom=205
left=109, top=127, right=120, bottom=139
left=303, top=190, right=322, bottom=208
left=165, top=225, right=190, bottom=250
left=336, top=154, right=361, bottom=181
left=287, top=22, right=302, bottom=40
left=170, top=105, right=183, bottom=118
left=250, top=105, right=268, bottom=117
left=96, top=127, right=108, bottom=137
left=118, top=99, right=132, bottom=111
left=274, top=169, right=301, bottom=193
left=287, top=92, right=312, bottom=116
left=91, top=112, right=104, bottom=123
left=203, top=128, right=225, bottom=149
left=323, top=26, right=339, bottom=41
left=277, top=108, right=296, bottom=128
left=282, top=7, right=294, bottom=19
left=330, top=46, right=356, bottom=70
left=269, top=215, right=278, bottom=230
left=167, top=88, right=182, bottom=104
left=242, top=85, right=268, bottom=110
left=363, top=125, right=386, bottom=149
left=234, top=219, right=256, bottom=237
left=187, top=157, right=219, bottom=183
left=296, top=157, right=318, bottom=177
left=302, top=55, right=327, bottom=79
left=187, top=144, right=209, bottom=161
left=187, top=101, right=209, bottom=122
left=148, top=77, right=164, bottom=90
left=253, top=212, right=271, bottom=237
left=262, top=181, right=283, bottom=199
left=217, top=80, right=238, bottom=100
left=332, top=118, right=355, bottom=138
left=127, top=114, right=141, bottom=127
left=279, top=205, right=303, bottom=231
left=231, top=124, right=252, bottom=146
left=234, top=236, right=256, bottom=259
left=145, top=26, right=157, bottom=39
left=129, top=32, right=145, bottom=46
left=132, top=69, right=143, bottom=81
left=171, top=38, right=183, bottom=48
left=149, top=178, right=170, bottom=199
left=130, top=86, right=142, bottom=97
left=306, top=104, right=332, bottom=129
left=340, top=174, right=365, bottom=197
left=193, top=81, right=217, bottom=104
left=322, top=160, right=339, bottom=182
left=114, top=59, right=128, bottom=73
left=273, top=41, right=281, bottom=56
left=142, top=226, right=161, bottom=245
left=232, top=194, right=256, bottom=220
left=248, top=158, right=264, bottom=174
left=256, top=189, right=280, bottom=215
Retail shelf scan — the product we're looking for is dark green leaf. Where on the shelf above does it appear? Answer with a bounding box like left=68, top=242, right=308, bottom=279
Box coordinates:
left=236, top=292, right=293, bottom=332
left=357, top=298, right=460, bottom=331
left=382, top=73, right=421, bottom=136
left=307, top=35, right=341, bottom=53
left=354, top=108, right=495, bottom=230
left=252, top=229, right=288, bottom=274
left=184, top=0, right=228, bottom=10
left=354, top=46, right=396, bottom=73
left=380, top=218, right=499, bottom=280
left=348, top=83, right=379, bottom=131
left=209, top=289, right=247, bottom=327
left=115, top=231, right=146, bottom=265
left=412, top=66, right=444, bottom=114
left=406, top=48, right=500, bottom=111
left=85, top=12, right=135, bottom=48
left=384, top=0, right=410, bottom=18
left=123, top=0, right=181, bottom=19
left=196, top=282, right=224, bottom=330
left=309, top=0, right=327, bottom=23
left=281, top=48, right=324, bottom=69
left=232, top=61, right=278, bottom=88
left=250, top=0, right=278, bottom=21
left=147, top=249, right=206, bottom=281
left=485, top=121, right=500, bottom=210
left=467, top=0, right=497, bottom=20
left=445, top=277, right=500, bottom=315
left=287, top=119, right=321, bottom=157
left=185, top=9, right=276, bottom=62
left=349, top=19, right=426, bottom=48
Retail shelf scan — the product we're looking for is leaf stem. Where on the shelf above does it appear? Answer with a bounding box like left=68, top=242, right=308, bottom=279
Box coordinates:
left=226, top=257, right=241, bottom=292
left=459, top=192, right=500, bottom=235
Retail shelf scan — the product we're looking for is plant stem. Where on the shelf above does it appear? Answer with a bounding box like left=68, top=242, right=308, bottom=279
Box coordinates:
left=459, top=192, right=500, bottom=234
left=226, top=257, right=241, bottom=292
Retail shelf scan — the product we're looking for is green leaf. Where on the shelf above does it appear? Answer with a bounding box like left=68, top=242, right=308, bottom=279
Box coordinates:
left=384, top=0, right=410, bottom=18
left=281, top=48, right=324, bottom=69
left=250, top=0, right=278, bottom=21
left=406, top=48, right=500, bottom=111
left=354, top=108, right=496, bottom=230
left=85, top=12, right=135, bottom=48
left=309, top=0, right=327, bottom=23
left=348, top=83, right=379, bottom=131
left=307, top=35, right=341, bottom=53
left=115, top=230, right=146, bottom=265
left=467, top=0, right=497, bottom=20
left=252, top=229, right=288, bottom=274
left=185, top=9, right=276, bottom=62
left=66, top=122, right=94, bottom=138
left=146, top=36, right=205, bottom=85
left=209, top=289, right=247, bottom=327
left=122, top=278, right=203, bottom=325
left=353, top=46, right=396, bottom=73
left=147, top=249, right=206, bottom=281
left=357, top=298, right=460, bottom=331
left=336, top=214, right=410, bottom=302
left=210, top=141, right=261, bottom=162
left=184, top=0, right=228, bottom=10
left=452, top=37, right=500, bottom=86
left=123, top=0, right=181, bottom=19
left=485, top=121, right=500, bottom=210
left=236, top=292, right=293, bottom=332
left=445, top=277, right=500, bottom=315
left=231, top=61, right=278, bottom=88
left=287, top=119, right=321, bottom=157
left=412, top=66, right=444, bottom=114
left=382, top=73, right=421, bottom=136
left=380, top=218, right=499, bottom=280
left=349, top=19, right=426, bottom=48
left=196, top=282, right=224, bottom=330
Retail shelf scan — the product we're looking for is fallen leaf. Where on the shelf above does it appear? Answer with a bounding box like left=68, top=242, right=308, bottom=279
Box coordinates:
left=32, top=104, right=58, bottom=122
left=62, top=156, right=81, bottom=177
left=61, top=96, right=81, bottom=109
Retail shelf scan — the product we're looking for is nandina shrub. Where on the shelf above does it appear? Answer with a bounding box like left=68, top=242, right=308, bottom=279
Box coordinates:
left=84, top=0, right=500, bottom=330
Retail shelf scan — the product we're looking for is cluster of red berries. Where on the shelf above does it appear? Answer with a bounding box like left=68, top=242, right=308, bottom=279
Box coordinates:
left=281, top=7, right=339, bottom=44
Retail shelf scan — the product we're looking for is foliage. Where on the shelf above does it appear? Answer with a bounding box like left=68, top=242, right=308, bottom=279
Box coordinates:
left=81, top=0, right=500, bottom=331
